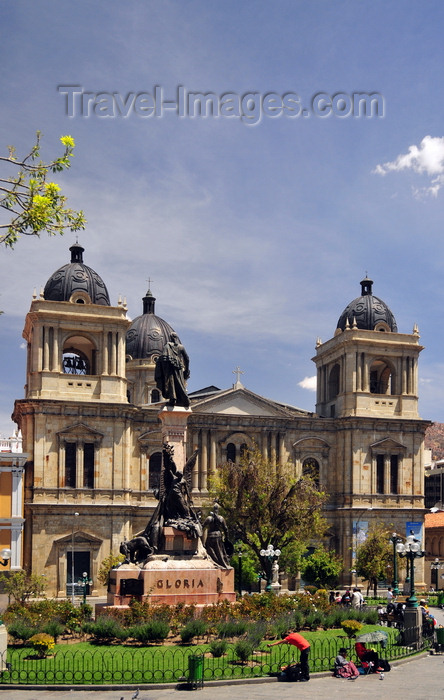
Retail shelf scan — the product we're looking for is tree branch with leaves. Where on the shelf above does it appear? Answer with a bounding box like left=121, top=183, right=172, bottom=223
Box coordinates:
left=209, top=447, right=328, bottom=584
left=0, top=132, right=85, bottom=248
left=355, top=523, right=395, bottom=596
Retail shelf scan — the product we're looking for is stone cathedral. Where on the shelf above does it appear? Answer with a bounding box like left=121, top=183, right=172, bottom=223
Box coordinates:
left=12, top=243, right=428, bottom=596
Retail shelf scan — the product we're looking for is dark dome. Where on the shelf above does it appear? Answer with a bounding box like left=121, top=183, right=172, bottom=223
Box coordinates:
left=337, top=277, right=397, bottom=332
left=44, top=243, right=110, bottom=305
left=126, top=290, right=178, bottom=360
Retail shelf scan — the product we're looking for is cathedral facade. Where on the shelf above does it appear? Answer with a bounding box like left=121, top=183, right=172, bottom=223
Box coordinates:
left=12, top=244, right=428, bottom=595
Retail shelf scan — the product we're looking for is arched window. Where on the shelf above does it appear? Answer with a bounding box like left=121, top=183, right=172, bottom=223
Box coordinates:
left=226, top=443, right=236, bottom=463
left=62, top=335, right=95, bottom=375
left=302, top=458, right=320, bottom=487
left=328, top=364, right=340, bottom=400
left=150, top=389, right=161, bottom=403
left=369, top=359, right=395, bottom=395
left=149, top=452, right=162, bottom=490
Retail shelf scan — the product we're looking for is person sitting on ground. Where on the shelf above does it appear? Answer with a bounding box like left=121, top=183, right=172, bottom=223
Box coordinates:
left=355, top=642, right=380, bottom=672
left=268, top=632, right=310, bottom=681
left=333, top=647, right=359, bottom=679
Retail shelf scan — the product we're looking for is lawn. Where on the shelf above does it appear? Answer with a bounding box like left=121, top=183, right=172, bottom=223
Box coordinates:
left=2, top=624, right=402, bottom=685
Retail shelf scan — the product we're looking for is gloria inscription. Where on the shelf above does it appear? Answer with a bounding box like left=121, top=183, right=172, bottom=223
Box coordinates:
left=156, top=578, right=204, bottom=590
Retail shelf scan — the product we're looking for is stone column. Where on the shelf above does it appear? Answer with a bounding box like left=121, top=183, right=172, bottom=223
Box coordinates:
left=43, top=326, right=50, bottom=371
left=200, top=429, right=208, bottom=491
left=158, top=406, right=192, bottom=474
left=52, top=328, right=59, bottom=372
left=209, top=434, right=217, bottom=476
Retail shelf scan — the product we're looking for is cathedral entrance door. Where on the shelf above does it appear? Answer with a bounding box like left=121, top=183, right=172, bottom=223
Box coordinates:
left=67, top=550, right=90, bottom=598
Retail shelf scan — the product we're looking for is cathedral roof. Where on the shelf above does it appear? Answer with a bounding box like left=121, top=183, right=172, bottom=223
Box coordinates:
left=337, top=277, right=398, bottom=332
left=43, top=243, right=110, bottom=305
left=126, top=290, right=178, bottom=361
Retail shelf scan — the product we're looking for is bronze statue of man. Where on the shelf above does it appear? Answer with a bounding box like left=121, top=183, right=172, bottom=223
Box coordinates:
left=155, top=332, right=190, bottom=408
left=202, top=502, right=232, bottom=569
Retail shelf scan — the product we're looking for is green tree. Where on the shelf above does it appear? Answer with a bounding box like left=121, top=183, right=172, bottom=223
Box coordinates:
left=209, top=447, right=328, bottom=585
left=355, top=524, right=393, bottom=596
left=1, top=132, right=85, bottom=247
left=300, top=546, right=343, bottom=589
left=97, top=552, right=125, bottom=586
left=0, top=569, right=47, bottom=604
left=230, top=542, right=261, bottom=592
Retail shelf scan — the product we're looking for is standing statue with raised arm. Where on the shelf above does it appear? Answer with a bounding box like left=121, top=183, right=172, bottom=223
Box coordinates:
left=155, top=332, right=190, bottom=408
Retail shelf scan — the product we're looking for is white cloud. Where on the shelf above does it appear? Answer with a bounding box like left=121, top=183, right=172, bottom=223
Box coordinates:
left=374, top=135, right=444, bottom=196
left=298, top=376, right=317, bottom=392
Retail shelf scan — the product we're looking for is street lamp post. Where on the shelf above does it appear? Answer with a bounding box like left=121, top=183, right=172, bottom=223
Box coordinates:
left=350, top=569, right=358, bottom=588
left=77, top=571, right=93, bottom=605
left=259, top=544, right=281, bottom=592
left=396, top=531, right=425, bottom=608
left=71, top=512, right=79, bottom=605
left=389, top=532, right=402, bottom=596
left=430, top=558, right=444, bottom=591
left=235, top=545, right=243, bottom=597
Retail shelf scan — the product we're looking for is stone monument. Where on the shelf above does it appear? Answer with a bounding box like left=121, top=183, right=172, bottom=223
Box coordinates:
left=107, top=335, right=235, bottom=608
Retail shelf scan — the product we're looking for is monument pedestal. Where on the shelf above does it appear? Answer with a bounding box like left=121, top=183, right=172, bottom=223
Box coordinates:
left=0, top=625, right=6, bottom=671
left=106, top=527, right=236, bottom=608
left=403, top=607, right=422, bottom=648
left=158, top=406, right=191, bottom=470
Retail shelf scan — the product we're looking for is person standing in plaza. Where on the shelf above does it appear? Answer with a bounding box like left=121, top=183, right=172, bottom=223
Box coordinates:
left=351, top=587, right=364, bottom=609
left=386, top=586, right=395, bottom=603
left=268, top=632, right=310, bottom=681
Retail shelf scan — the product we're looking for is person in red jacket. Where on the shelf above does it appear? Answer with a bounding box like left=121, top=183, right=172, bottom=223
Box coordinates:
left=268, top=632, right=310, bottom=681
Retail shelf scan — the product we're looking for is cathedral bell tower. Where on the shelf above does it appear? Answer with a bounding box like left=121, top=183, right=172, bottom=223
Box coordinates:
left=313, top=277, right=423, bottom=419
left=22, top=243, right=130, bottom=404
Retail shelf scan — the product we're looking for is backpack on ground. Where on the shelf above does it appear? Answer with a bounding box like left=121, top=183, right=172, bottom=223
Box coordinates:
left=278, top=663, right=303, bottom=681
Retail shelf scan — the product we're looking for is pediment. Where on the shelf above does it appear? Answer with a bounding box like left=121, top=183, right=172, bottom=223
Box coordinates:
left=138, top=429, right=162, bottom=450
left=370, top=438, right=406, bottom=452
left=191, top=387, right=307, bottom=418
left=57, top=423, right=104, bottom=441
left=54, top=530, right=103, bottom=545
left=293, top=437, right=331, bottom=449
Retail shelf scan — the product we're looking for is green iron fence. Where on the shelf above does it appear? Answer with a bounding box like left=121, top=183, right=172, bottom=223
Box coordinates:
left=0, top=627, right=431, bottom=686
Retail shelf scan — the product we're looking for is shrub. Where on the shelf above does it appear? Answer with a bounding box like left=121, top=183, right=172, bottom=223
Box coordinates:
left=290, top=610, right=304, bottom=631
left=305, top=611, right=323, bottom=631
left=303, top=585, right=318, bottom=595
left=217, top=619, right=248, bottom=638
left=341, top=619, right=363, bottom=638
left=269, top=616, right=289, bottom=640
left=246, top=620, right=267, bottom=648
left=209, top=639, right=228, bottom=657
left=234, top=639, right=254, bottom=663
left=83, top=616, right=128, bottom=642
left=363, top=609, right=379, bottom=625
left=27, top=633, right=55, bottom=658
left=179, top=619, right=207, bottom=644
left=7, top=619, right=38, bottom=643
left=42, top=620, right=65, bottom=641
left=322, top=614, right=336, bottom=630
left=130, top=620, right=170, bottom=644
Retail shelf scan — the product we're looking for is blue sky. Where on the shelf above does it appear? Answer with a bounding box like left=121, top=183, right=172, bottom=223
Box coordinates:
left=2, top=1, right=444, bottom=436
